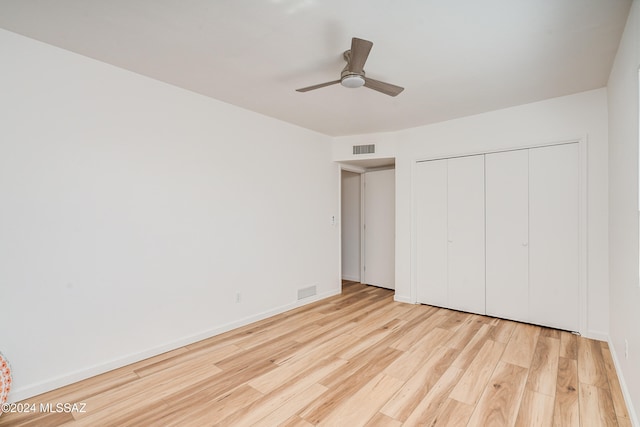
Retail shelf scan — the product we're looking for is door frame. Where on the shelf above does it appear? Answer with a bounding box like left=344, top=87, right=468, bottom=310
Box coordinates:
left=339, top=166, right=364, bottom=283
left=338, top=163, right=397, bottom=291
left=339, top=165, right=365, bottom=286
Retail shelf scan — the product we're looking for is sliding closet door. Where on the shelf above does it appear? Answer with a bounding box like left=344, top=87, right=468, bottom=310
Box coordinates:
left=447, top=156, right=485, bottom=315
left=529, top=143, right=579, bottom=331
left=485, top=150, right=529, bottom=322
left=415, top=159, right=448, bottom=307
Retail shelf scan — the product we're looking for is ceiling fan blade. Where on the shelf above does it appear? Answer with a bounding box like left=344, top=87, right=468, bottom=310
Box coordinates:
left=348, top=37, right=373, bottom=74
left=296, top=80, right=341, bottom=92
left=363, top=77, right=404, bottom=97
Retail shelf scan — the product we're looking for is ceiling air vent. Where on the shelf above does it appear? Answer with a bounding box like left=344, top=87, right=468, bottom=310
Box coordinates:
left=353, top=144, right=375, bottom=155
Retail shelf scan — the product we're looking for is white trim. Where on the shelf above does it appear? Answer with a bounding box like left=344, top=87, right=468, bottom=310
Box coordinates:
left=409, top=157, right=418, bottom=304
left=394, top=294, right=414, bottom=304
left=8, top=288, right=341, bottom=403
left=587, top=330, right=610, bottom=342
left=414, top=136, right=585, bottom=164
left=339, top=165, right=362, bottom=285
left=608, top=337, right=640, bottom=427
left=338, top=167, right=343, bottom=285
left=340, top=164, right=366, bottom=174
left=365, top=165, right=396, bottom=172
left=578, top=137, right=589, bottom=338
left=360, top=172, right=366, bottom=284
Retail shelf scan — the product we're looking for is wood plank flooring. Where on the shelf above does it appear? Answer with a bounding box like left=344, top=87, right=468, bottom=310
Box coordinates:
left=0, top=281, right=631, bottom=426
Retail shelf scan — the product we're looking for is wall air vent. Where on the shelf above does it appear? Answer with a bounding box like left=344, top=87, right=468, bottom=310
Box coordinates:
left=297, top=285, right=317, bottom=300
left=353, top=144, right=375, bottom=155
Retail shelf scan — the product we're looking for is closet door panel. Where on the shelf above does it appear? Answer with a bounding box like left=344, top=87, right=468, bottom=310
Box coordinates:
left=415, top=160, right=448, bottom=307
left=529, top=143, right=580, bottom=331
left=447, top=155, right=485, bottom=315
left=485, top=150, right=529, bottom=322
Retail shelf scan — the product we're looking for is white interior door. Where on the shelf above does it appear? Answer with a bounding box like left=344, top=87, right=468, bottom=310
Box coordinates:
left=529, top=143, right=580, bottom=331
left=341, top=171, right=361, bottom=282
left=447, top=155, right=485, bottom=315
left=485, top=150, right=530, bottom=322
left=415, top=159, right=448, bottom=306
left=363, top=168, right=395, bottom=290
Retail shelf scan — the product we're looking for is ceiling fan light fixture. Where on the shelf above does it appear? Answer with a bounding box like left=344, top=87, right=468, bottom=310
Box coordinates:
left=295, top=37, right=403, bottom=96
left=341, top=74, right=365, bottom=88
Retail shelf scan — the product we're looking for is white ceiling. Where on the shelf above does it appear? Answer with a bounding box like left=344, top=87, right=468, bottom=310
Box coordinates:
left=0, top=0, right=632, bottom=137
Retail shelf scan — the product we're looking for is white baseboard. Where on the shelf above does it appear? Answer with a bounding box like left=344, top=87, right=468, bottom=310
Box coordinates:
left=341, top=274, right=360, bottom=282
left=608, top=337, right=639, bottom=427
left=587, top=329, right=610, bottom=342
left=9, top=288, right=341, bottom=403
left=394, top=294, right=414, bottom=304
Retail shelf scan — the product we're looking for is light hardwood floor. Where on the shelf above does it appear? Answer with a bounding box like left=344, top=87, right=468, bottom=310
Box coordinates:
left=0, top=282, right=631, bottom=426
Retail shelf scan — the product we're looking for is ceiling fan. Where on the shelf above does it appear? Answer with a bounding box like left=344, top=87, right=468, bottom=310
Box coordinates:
left=296, top=37, right=404, bottom=97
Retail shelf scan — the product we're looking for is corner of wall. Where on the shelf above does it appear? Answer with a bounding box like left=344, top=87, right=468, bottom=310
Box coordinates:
left=608, top=336, right=640, bottom=427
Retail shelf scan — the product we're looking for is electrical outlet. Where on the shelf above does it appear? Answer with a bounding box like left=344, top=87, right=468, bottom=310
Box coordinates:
left=236, top=292, right=241, bottom=303
left=625, top=339, right=629, bottom=359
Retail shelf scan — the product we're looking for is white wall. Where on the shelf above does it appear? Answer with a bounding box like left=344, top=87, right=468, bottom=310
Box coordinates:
left=333, top=88, right=610, bottom=339
left=341, top=171, right=360, bottom=281
left=608, top=0, right=640, bottom=422
left=0, top=29, right=340, bottom=402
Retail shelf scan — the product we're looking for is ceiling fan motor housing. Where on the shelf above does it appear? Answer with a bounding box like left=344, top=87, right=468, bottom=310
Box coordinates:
left=341, top=72, right=365, bottom=88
